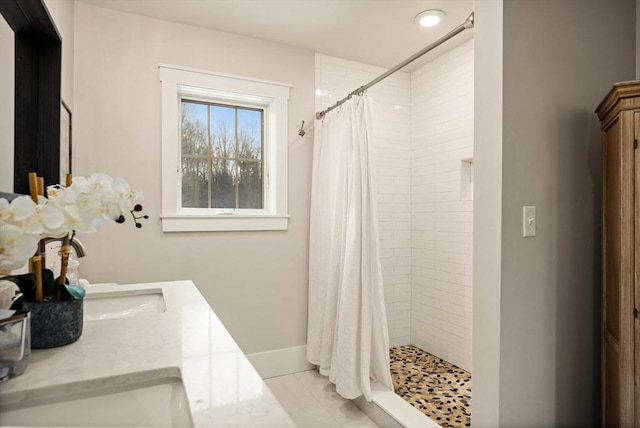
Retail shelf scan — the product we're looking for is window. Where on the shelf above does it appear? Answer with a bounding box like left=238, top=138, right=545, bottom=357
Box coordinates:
left=181, top=100, right=263, bottom=210
left=159, top=64, right=290, bottom=232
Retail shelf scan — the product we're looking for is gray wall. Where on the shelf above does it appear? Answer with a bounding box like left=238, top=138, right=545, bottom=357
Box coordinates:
left=44, top=0, right=74, bottom=110
left=474, top=0, right=635, bottom=426
left=0, top=14, right=13, bottom=191
left=73, top=3, right=315, bottom=355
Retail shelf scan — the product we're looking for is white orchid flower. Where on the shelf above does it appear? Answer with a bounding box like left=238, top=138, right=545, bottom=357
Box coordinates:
left=72, top=173, right=113, bottom=194
left=0, top=224, right=39, bottom=275
left=0, top=198, right=12, bottom=224
left=46, top=184, right=65, bottom=201
left=9, top=196, right=36, bottom=222
left=73, top=190, right=108, bottom=229
left=61, top=205, right=97, bottom=234
left=10, top=195, right=65, bottom=236
left=112, top=177, right=143, bottom=212
left=1, top=173, right=145, bottom=274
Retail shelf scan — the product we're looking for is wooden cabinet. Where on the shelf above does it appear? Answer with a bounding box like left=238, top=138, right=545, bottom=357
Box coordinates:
left=596, top=81, right=640, bottom=427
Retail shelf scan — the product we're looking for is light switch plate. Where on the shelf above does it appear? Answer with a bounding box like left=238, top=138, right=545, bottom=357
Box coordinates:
left=523, top=206, right=536, bottom=237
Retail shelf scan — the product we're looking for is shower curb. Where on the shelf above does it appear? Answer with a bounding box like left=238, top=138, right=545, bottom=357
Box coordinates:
left=352, top=382, right=441, bottom=428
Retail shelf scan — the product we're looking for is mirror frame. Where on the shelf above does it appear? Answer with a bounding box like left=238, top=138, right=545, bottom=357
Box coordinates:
left=0, top=0, right=61, bottom=194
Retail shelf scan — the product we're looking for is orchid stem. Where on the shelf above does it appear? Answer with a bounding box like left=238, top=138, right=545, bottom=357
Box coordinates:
left=28, top=172, right=38, bottom=203
left=28, top=173, right=40, bottom=276
left=33, top=256, right=43, bottom=302
left=56, top=174, right=74, bottom=300
left=58, top=238, right=70, bottom=293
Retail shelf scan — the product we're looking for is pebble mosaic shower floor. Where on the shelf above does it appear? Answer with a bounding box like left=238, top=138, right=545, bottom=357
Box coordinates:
left=390, top=345, right=472, bottom=427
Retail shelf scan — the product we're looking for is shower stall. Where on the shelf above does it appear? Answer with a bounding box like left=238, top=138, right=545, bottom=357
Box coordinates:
left=313, top=16, right=474, bottom=427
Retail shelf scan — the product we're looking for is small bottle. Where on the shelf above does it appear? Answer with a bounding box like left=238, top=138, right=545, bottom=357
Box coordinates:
left=65, top=257, right=80, bottom=287
left=53, top=249, right=81, bottom=287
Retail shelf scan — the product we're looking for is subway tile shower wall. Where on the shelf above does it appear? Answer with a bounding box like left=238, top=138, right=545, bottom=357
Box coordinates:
left=315, top=40, right=473, bottom=368
left=410, top=40, right=474, bottom=371
left=315, top=53, right=412, bottom=348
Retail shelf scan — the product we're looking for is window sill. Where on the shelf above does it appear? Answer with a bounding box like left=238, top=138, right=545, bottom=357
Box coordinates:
left=160, top=214, right=290, bottom=232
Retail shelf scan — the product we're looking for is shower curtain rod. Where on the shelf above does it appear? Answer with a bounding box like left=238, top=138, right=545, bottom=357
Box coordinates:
left=315, top=12, right=474, bottom=120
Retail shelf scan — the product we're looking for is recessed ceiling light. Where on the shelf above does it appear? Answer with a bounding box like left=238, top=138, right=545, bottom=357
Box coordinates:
left=415, top=9, right=445, bottom=27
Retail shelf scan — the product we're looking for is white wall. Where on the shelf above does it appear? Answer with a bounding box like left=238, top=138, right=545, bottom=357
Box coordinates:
left=410, top=39, right=474, bottom=371
left=44, top=0, right=74, bottom=110
left=73, top=3, right=315, bottom=355
left=315, top=54, right=412, bottom=348
left=472, top=1, right=503, bottom=426
left=472, top=0, right=635, bottom=426
left=0, top=15, right=13, bottom=192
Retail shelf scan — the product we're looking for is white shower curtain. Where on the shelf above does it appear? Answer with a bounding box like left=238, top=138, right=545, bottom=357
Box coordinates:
left=307, top=95, right=393, bottom=401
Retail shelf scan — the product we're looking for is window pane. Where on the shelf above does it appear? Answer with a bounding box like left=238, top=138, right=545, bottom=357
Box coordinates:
left=238, top=160, right=262, bottom=209
left=237, top=109, right=262, bottom=161
left=211, top=158, right=236, bottom=208
left=181, top=101, right=208, bottom=156
left=210, top=105, right=236, bottom=159
left=181, top=101, right=264, bottom=210
left=182, top=157, right=208, bottom=208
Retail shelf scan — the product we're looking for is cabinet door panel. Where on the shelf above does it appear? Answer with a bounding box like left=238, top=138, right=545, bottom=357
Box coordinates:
left=634, top=111, right=639, bottom=428
left=602, top=112, right=634, bottom=427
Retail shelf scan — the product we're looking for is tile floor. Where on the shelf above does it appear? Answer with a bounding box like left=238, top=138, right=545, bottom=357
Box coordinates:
left=390, top=345, right=471, bottom=427
left=265, top=370, right=380, bottom=428
left=267, top=347, right=471, bottom=428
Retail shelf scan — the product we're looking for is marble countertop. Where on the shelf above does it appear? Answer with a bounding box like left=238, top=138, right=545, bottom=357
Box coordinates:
left=0, top=280, right=296, bottom=428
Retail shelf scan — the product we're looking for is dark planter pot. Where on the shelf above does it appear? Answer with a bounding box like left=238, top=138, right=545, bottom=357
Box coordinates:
left=22, top=299, right=83, bottom=349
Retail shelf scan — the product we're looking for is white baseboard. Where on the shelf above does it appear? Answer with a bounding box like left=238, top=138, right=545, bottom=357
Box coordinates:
left=246, top=345, right=314, bottom=379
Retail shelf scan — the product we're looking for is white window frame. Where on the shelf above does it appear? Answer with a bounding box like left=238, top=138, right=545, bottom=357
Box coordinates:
left=159, top=64, right=290, bottom=232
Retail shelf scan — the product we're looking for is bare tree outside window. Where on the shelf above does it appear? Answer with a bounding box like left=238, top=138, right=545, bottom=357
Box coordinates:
left=181, top=100, right=263, bottom=209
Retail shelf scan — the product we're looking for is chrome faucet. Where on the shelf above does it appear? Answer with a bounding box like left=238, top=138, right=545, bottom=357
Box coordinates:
left=42, top=237, right=86, bottom=257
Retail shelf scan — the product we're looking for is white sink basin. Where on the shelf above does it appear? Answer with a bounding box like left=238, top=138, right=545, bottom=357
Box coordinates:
left=84, top=289, right=166, bottom=321
left=0, top=375, right=194, bottom=427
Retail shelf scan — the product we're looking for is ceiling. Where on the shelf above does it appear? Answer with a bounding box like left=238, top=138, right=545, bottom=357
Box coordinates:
left=77, top=0, right=475, bottom=72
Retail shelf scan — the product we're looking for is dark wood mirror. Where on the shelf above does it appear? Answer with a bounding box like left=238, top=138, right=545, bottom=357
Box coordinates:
left=0, top=0, right=61, bottom=194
